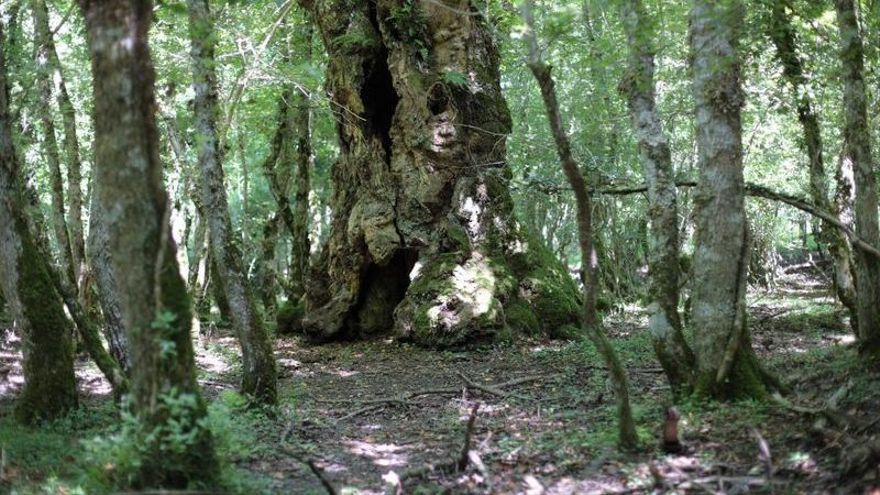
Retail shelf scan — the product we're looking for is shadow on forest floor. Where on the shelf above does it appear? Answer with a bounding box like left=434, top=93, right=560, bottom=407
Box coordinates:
left=1, top=270, right=879, bottom=494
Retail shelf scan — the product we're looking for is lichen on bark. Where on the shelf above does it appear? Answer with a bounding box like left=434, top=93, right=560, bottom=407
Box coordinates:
left=0, top=21, right=78, bottom=423
left=299, top=0, right=580, bottom=347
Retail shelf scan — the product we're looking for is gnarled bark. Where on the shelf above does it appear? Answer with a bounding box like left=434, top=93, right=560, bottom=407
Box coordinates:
left=79, top=0, right=219, bottom=487
left=299, top=0, right=580, bottom=346
left=188, top=0, right=277, bottom=404
left=619, top=0, right=695, bottom=397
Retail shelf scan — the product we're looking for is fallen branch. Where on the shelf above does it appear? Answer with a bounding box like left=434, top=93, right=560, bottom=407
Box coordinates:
left=306, top=459, right=340, bottom=495
left=530, top=179, right=880, bottom=260
left=456, top=371, right=509, bottom=398
left=279, top=446, right=340, bottom=495
left=395, top=404, right=480, bottom=489
left=321, top=374, right=554, bottom=420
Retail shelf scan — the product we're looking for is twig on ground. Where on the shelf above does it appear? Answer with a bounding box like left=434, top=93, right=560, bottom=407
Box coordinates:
left=306, top=459, right=340, bottom=495
left=752, top=428, right=774, bottom=484
left=456, top=372, right=508, bottom=398
left=458, top=404, right=479, bottom=470
left=279, top=446, right=340, bottom=495
left=320, top=374, right=555, bottom=421
left=395, top=404, right=481, bottom=489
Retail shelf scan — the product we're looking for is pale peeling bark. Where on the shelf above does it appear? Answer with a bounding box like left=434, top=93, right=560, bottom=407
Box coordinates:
left=0, top=22, right=78, bottom=423
left=835, top=0, right=880, bottom=354
left=619, top=0, right=695, bottom=396
left=188, top=0, right=278, bottom=405
left=78, top=0, right=219, bottom=487
left=521, top=0, right=637, bottom=450
left=689, top=0, right=771, bottom=399
left=32, top=0, right=75, bottom=286
left=300, top=0, right=580, bottom=346
left=768, top=0, right=858, bottom=333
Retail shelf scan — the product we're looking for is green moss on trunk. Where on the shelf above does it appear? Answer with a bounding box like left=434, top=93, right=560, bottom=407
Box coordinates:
left=13, top=224, right=78, bottom=424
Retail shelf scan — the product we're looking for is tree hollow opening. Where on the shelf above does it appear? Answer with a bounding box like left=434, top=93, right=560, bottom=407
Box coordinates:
left=361, top=46, right=398, bottom=160
left=349, top=248, right=419, bottom=336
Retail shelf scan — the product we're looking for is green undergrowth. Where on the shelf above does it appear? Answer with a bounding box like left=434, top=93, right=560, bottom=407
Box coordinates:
left=0, top=391, right=275, bottom=494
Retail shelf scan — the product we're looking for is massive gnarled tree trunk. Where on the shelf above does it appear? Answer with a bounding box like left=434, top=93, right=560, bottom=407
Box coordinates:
left=188, top=0, right=278, bottom=404
left=619, top=0, right=695, bottom=397
left=689, top=0, right=773, bottom=399
left=0, top=19, right=78, bottom=424
left=300, top=0, right=580, bottom=346
left=767, top=0, right=859, bottom=334
left=79, top=0, right=219, bottom=487
left=835, top=0, right=880, bottom=355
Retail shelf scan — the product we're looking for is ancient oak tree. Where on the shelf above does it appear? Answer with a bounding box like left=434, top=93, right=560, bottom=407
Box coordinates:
left=298, top=0, right=580, bottom=346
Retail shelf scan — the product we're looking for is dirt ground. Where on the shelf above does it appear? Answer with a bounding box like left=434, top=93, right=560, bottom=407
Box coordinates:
left=2, top=271, right=880, bottom=494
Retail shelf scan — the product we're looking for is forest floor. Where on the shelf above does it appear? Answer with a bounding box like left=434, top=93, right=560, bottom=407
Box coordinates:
left=1, top=270, right=880, bottom=494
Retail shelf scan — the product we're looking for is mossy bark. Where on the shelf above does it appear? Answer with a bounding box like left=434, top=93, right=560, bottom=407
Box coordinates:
left=32, top=0, right=87, bottom=292
left=79, top=0, right=219, bottom=487
left=689, top=0, right=775, bottom=399
left=835, top=0, right=880, bottom=355
left=767, top=1, right=859, bottom=335
left=188, top=0, right=278, bottom=405
left=619, top=0, right=695, bottom=397
left=289, top=30, right=313, bottom=301
left=0, top=22, right=78, bottom=424
left=32, top=0, right=75, bottom=288
left=299, top=0, right=580, bottom=347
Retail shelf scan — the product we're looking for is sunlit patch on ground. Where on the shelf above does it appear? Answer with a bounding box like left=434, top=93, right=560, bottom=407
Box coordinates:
left=1, top=270, right=879, bottom=493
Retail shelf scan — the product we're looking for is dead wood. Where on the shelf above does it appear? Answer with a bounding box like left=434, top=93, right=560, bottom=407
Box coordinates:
left=279, top=446, right=340, bottom=495
left=321, top=374, right=553, bottom=420
left=394, top=404, right=480, bottom=490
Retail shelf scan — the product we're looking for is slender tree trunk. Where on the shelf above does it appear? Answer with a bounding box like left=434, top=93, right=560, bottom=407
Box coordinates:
left=768, top=0, right=859, bottom=333
left=300, top=0, right=580, bottom=345
left=188, top=0, right=278, bottom=405
left=78, top=0, right=219, bottom=487
left=521, top=0, right=638, bottom=450
left=619, top=0, right=695, bottom=397
left=161, top=104, right=193, bottom=282
left=32, top=0, right=87, bottom=290
left=32, top=0, right=75, bottom=286
left=0, top=22, right=78, bottom=423
left=289, top=22, right=313, bottom=300
left=689, top=0, right=773, bottom=399
left=835, top=0, right=880, bottom=354
left=260, top=213, right=281, bottom=314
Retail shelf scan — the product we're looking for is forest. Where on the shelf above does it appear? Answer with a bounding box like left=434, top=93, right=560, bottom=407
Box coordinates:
left=0, top=0, right=878, bottom=493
